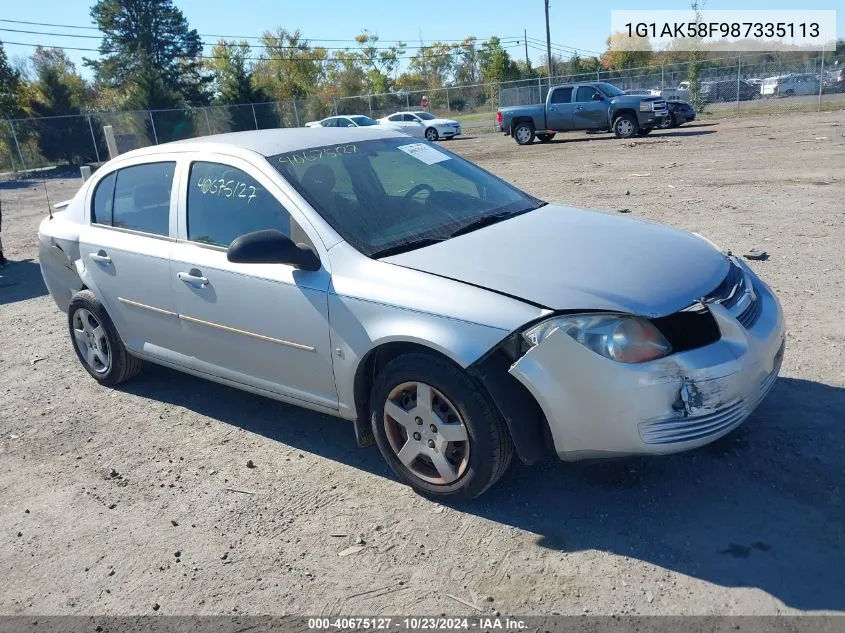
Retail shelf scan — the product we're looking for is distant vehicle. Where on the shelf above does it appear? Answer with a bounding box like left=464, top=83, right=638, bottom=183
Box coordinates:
left=677, top=81, right=690, bottom=91
left=377, top=111, right=461, bottom=141
left=701, top=80, right=758, bottom=103
left=745, top=77, right=764, bottom=87
left=497, top=81, right=669, bottom=144
left=822, top=69, right=845, bottom=93
left=304, top=115, right=400, bottom=131
left=761, top=74, right=820, bottom=97
left=658, top=101, right=696, bottom=128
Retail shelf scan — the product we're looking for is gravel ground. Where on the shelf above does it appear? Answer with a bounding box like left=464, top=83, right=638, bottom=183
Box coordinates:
left=1, top=110, right=843, bottom=616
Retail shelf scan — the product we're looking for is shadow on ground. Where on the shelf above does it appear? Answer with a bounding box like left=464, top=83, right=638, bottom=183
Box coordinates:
left=0, top=258, right=48, bottom=305
left=121, top=368, right=844, bottom=611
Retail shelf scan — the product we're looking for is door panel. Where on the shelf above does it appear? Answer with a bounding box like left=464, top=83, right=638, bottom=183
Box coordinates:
left=546, top=87, right=574, bottom=130
left=79, top=159, right=187, bottom=365
left=572, top=86, right=609, bottom=129
left=79, top=228, right=187, bottom=364
left=173, top=156, right=337, bottom=408
left=170, top=245, right=337, bottom=408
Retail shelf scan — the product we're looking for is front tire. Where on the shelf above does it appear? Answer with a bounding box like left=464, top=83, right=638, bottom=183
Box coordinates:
left=370, top=352, right=513, bottom=501
left=424, top=127, right=439, bottom=141
left=613, top=113, right=639, bottom=139
left=68, top=290, right=142, bottom=386
left=513, top=122, right=535, bottom=145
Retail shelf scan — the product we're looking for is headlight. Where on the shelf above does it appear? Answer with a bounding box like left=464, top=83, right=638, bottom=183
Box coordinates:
left=522, top=314, right=672, bottom=364
left=639, top=101, right=654, bottom=111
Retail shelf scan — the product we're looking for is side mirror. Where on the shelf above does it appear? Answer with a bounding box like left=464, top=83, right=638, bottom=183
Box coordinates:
left=227, top=229, right=321, bottom=271
left=591, top=93, right=603, bottom=101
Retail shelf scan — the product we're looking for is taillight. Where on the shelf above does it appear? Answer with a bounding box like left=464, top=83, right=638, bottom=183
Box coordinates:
left=496, top=111, right=503, bottom=124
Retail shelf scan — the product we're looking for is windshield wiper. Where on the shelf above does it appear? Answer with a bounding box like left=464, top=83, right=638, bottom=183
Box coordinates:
left=370, top=237, right=446, bottom=258
left=449, top=202, right=547, bottom=238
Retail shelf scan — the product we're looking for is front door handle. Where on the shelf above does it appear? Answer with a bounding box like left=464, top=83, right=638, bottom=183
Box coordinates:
left=576, top=105, right=584, bottom=110
left=549, top=106, right=556, bottom=111
left=177, top=269, right=209, bottom=287
left=89, top=250, right=111, bottom=264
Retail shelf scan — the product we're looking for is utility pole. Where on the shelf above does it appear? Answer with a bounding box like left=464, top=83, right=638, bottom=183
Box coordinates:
left=544, top=0, right=553, bottom=83
left=524, top=28, right=529, bottom=65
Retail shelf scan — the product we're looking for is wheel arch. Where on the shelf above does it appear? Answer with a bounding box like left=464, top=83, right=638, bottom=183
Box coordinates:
left=351, top=337, right=553, bottom=465
left=611, top=107, right=637, bottom=124
left=509, top=117, right=536, bottom=136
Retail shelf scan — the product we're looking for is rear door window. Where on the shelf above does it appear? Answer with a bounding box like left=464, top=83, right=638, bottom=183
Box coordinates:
left=93, top=162, right=175, bottom=236
left=91, top=171, right=116, bottom=226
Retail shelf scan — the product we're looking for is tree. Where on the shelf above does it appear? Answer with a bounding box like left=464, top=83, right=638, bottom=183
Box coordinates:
left=253, top=29, right=328, bottom=102
left=453, top=37, right=480, bottom=85
left=31, top=47, right=89, bottom=110
left=478, top=37, right=521, bottom=84
left=353, top=31, right=405, bottom=94
left=29, top=65, right=94, bottom=164
left=601, top=32, right=653, bottom=70
left=86, top=0, right=210, bottom=106
left=409, top=42, right=454, bottom=89
left=205, top=40, right=269, bottom=131
left=0, top=40, right=26, bottom=118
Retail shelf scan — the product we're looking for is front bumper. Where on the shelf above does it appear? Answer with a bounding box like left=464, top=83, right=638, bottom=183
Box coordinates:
left=438, top=126, right=461, bottom=137
left=509, top=271, right=785, bottom=460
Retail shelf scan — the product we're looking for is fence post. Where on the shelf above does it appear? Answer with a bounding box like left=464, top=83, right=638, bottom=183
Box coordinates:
left=7, top=117, right=26, bottom=172
left=445, top=86, right=450, bottom=111
left=86, top=115, right=102, bottom=164
left=251, top=103, right=259, bottom=130
left=292, top=100, right=300, bottom=127
left=818, top=48, right=825, bottom=112
left=736, top=52, right=742, bottom=117
left=203, top=107, right=212, bottom=135
left=367, top=94, right=373, bottom=117
left=405, top=92, right=410, bottom=109
left=148, top=111, right=159, bottom=144
left=332, top=97, right=338, bottom=116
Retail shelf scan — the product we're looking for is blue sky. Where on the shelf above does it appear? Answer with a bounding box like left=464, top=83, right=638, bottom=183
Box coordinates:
left=2, top=0, right=842, bottom=79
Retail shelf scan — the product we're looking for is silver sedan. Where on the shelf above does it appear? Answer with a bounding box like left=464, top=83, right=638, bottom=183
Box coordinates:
left=38, top=127, right=785, bottom=500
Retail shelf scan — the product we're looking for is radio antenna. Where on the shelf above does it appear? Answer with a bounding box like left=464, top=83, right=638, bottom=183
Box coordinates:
left=42, top=175, right=53, bottom=220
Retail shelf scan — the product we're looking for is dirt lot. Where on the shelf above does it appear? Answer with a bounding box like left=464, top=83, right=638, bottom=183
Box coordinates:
left=1, top=110, right=844, bottom=617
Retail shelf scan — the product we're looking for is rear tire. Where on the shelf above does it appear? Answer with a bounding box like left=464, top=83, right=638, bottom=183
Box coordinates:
left=613, top=113, right=638, bottom=139
left=68, top=290, right=142, bottom=386
left=370, top=352, right=513, bottom=501
left=513, top=122, right=535, bottom=145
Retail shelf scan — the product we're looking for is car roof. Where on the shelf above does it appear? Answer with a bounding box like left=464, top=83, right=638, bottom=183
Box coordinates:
left=112, top=127, right=406, bottom=162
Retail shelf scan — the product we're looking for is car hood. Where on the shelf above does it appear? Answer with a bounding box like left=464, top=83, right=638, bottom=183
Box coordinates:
left=383, top=204, right=729, bottom=318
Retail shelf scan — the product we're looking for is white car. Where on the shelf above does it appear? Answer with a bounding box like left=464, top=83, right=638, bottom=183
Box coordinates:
left=37, top=127, right=784, bottom=500
left=304, top=115, right=401, bottom=132
left=378, top=111, right=461, bottom=141
left=761, top=74, right=820, bottom=97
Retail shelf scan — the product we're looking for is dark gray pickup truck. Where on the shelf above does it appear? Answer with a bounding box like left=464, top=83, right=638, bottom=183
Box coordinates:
left=498, top=82, right=669, bottom=144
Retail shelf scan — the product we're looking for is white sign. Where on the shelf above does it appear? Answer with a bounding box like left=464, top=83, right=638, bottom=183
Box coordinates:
left=397, top=143, right=451, bottom=165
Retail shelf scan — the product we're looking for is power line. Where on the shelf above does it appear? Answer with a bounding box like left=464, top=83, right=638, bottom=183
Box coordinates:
left=525, top=35, right=603, bottom=57
left=0, top=19, right=522, bottom=47
left=1, top=39, right=524, bottom=64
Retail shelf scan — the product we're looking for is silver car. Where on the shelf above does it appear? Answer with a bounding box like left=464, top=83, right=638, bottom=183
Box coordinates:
left=38, top=128, right=785, bottom=500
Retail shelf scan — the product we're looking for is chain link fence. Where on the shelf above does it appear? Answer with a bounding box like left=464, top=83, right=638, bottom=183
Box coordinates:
left=2, top=51, right=843, bottom=174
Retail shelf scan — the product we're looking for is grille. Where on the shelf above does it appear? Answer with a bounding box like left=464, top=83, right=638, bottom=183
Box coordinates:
left=652, top=99, right=668, bottom=114
left=639, top=400, right=747, bottom=445
left=705, top=260, right=760, bottom=329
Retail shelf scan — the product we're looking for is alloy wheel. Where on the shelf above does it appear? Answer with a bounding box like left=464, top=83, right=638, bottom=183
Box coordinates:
left=383, top=381, right=470, bottom=485
left=72, top=308, right=111, bottom=374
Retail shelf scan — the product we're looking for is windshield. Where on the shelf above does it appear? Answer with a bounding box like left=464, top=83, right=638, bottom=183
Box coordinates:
left=413, top=112, right=437, bottom=120
left=349, top=116, right=378, bottom=126
left=269, top=138, right=542, bottom=257
left=595, top=82, right=624, bottom=97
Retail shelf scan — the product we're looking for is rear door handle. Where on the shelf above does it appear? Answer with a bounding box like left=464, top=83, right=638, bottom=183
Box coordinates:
left=177, top=269, right=209, bottom=287
left=89, top=250, right=111, bottom=264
